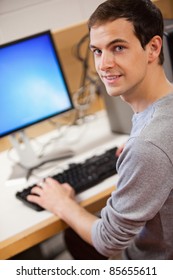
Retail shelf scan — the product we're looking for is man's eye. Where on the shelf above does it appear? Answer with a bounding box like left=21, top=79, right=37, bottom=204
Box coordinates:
left=93, top=49, right=102, bottom=56
left=115, top=46, right=125, bottom=52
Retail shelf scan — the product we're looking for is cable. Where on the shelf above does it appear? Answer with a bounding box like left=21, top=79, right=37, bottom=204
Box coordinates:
left=73, top=33, right=98, bottom=90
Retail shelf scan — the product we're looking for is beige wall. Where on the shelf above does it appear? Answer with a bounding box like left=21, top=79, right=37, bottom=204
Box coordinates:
left=0, top=0, right=104, bottom=44
left=153, top=0, right=173, bottom=18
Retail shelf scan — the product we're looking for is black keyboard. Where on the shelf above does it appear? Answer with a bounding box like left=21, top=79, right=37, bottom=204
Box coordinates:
left=16, top=146, right=118, bottom=211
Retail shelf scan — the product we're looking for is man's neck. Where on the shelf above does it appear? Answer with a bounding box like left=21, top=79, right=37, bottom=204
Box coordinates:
left=124, top=68, right=173, bottom=113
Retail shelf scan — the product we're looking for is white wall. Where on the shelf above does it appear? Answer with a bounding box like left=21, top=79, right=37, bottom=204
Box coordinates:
left=0, top=0, right=104, bottom=44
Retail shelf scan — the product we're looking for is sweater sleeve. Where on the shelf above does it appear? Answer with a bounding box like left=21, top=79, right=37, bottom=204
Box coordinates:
left=91, top=138, right=173, bottom=257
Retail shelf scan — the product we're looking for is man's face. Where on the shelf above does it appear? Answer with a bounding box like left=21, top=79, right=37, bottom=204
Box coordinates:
left=90, top=19, right=149, bottom=101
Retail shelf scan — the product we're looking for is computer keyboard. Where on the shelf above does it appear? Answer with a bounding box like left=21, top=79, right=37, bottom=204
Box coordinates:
left=16, top=146, right=118, bottom=211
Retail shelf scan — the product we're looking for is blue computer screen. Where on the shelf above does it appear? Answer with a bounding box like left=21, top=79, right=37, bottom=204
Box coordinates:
left=0, top=31, right=73, bottom=137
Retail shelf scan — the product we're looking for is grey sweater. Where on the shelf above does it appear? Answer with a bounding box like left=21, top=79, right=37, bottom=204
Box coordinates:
left=92, top=93, right=173, bottom=260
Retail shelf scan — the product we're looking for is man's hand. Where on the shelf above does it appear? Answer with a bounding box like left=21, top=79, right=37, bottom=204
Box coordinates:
left=116, top=144, right=125, bottom=157
left=27, top=177, right=76, bottom=217
left=27, top=177, right=98, bottom=245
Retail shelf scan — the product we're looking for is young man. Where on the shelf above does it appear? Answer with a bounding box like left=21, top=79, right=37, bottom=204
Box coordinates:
left=28, top=0, right=173, bottom=259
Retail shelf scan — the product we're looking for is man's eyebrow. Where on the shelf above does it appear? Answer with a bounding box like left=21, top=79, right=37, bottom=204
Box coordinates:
left=89, top=38, right=129, bottom=50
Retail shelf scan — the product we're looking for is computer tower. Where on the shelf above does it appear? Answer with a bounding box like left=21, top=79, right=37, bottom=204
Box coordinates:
left=100, top=82, right=134, bottom=135
left=163, top=19, right=173, bottom=82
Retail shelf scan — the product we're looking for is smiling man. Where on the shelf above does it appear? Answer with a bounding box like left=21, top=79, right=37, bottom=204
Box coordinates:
left=28, top=0, right=173, bottom=260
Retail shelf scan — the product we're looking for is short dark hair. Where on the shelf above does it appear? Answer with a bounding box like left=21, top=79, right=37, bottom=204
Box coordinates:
left=88, top=0, right=164, bottom=65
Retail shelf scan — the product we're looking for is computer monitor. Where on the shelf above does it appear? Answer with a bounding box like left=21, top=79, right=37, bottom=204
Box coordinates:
left=0, top=31, right=74, bottom=170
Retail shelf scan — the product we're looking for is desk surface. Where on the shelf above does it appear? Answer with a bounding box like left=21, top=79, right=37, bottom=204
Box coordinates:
left=0, top=111, right=128, bottom=259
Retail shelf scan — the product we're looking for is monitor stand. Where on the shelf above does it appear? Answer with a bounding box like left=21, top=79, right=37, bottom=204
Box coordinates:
left=9, top=130, right=75, bottom=179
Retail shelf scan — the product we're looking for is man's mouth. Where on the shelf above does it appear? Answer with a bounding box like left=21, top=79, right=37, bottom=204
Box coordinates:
left=101, top=74, right=122, bottom=83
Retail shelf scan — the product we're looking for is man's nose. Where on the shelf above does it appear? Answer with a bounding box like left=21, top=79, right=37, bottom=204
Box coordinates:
left=99, top=52, right=115, bottom=71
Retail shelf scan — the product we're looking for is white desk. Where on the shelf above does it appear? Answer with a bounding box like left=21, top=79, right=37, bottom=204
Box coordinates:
left=0, top=111, right=128, bottom=259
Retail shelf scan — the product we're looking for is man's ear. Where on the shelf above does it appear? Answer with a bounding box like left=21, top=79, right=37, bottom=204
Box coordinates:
left=147, top=35, right=162, bottom=63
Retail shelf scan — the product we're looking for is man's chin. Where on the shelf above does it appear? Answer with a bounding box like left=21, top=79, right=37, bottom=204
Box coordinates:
left=106, top=90, right=121, bottom=98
